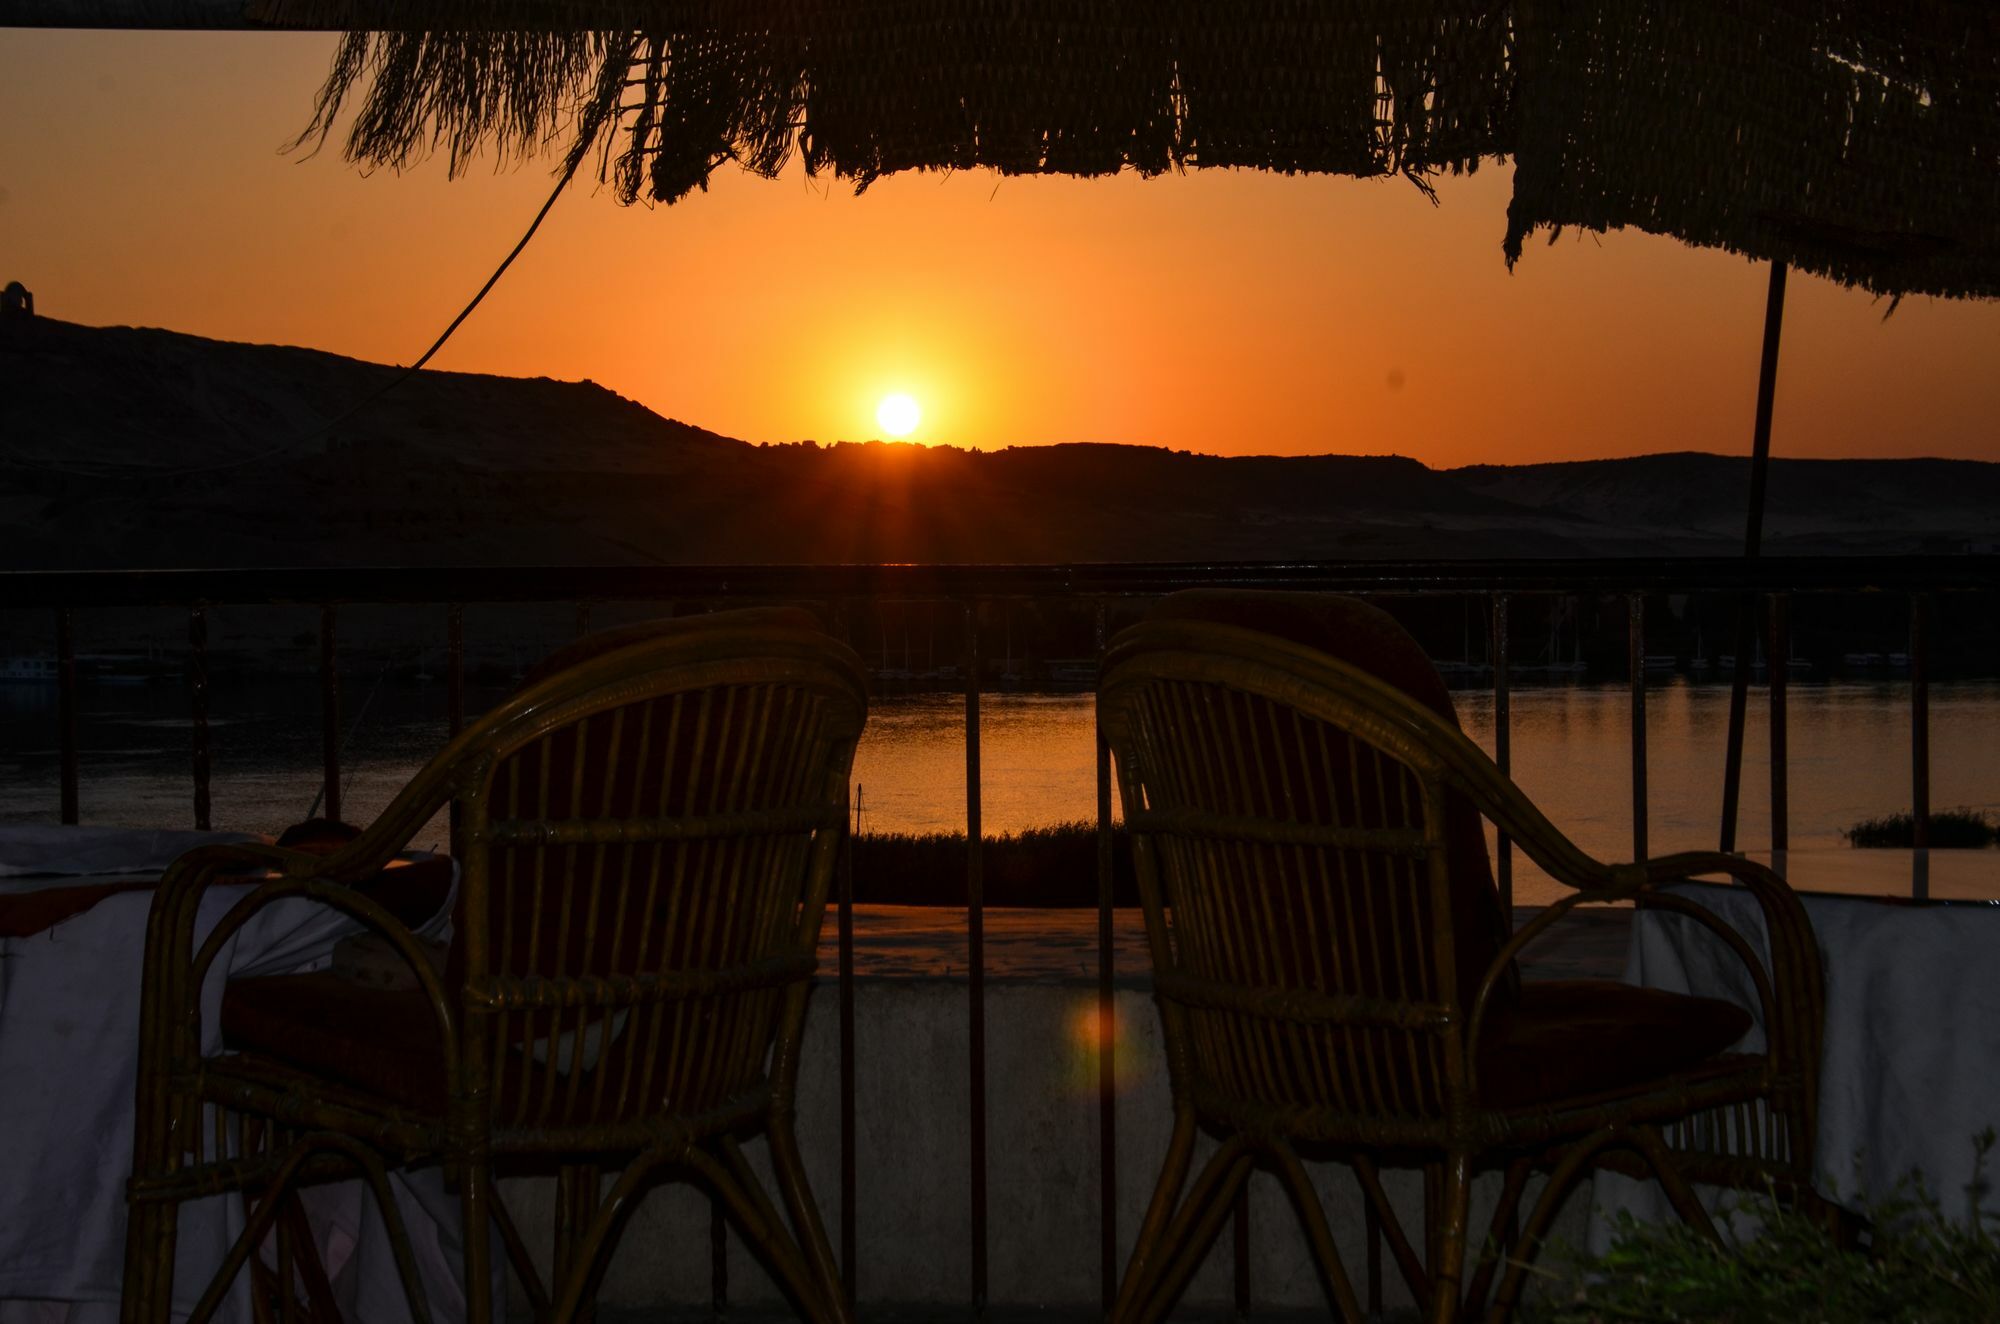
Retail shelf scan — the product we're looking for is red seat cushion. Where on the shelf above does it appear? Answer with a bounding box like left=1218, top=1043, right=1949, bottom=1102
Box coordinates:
left=1477, top=980, right=1753, bottom=1110
left=221, top=974, right=445, bottom=1113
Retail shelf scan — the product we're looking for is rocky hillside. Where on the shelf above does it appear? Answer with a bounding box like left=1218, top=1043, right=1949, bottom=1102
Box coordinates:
left=1453, top=453, right=2000, bottom=556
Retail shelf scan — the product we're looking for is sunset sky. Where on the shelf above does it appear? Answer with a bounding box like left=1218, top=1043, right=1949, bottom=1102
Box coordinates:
left=2, top=29, right=1996, bottom=466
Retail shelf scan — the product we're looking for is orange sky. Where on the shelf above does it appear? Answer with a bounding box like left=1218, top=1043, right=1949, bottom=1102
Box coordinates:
left=2, top=29, right=1996, bottom=466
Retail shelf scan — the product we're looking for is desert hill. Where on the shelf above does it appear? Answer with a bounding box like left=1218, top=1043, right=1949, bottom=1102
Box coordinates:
left=5, top=316, right=1995, bottom=568
left=1452, top=453, right=2000, bottom=555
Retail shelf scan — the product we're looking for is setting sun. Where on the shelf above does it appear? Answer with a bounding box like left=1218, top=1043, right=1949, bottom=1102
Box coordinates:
left=876, top=392, right=921, bottom=439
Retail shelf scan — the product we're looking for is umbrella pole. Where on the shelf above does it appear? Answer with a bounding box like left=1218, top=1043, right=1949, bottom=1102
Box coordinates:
left=1719, top=260, right=1788, bottom=852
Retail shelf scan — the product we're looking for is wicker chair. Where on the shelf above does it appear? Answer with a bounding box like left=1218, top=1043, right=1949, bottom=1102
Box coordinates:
left=1097, top=591, right=1824, bottom=1324
left=123, top=608, right=868, bottom=1324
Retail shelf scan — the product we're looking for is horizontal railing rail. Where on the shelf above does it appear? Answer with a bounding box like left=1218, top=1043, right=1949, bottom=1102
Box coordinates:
left=7, top=554, right=2000, bottom=608
left=9, top=553, right=1997, bottom=1315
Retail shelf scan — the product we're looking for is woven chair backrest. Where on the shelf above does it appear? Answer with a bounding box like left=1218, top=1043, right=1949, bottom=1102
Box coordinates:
left=1100, top=595, right=1510, bottom=1123
left=450, top=613, right=867, bottom=1129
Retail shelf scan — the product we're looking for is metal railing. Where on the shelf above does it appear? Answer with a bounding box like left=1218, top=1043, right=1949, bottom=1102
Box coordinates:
left=8, top=554, right=1997, bottom=1313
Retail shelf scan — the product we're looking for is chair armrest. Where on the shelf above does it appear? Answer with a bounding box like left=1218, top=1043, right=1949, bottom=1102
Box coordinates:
left=131, top=855, right=466, bottom=1170
left=142, top=842, right=461, bottom=1070
left=1640, top=852, right=1826, bottom=1102
left=1464, top=886, right=1629, bottom=1089
left=1465, top=853, right=1824, bottom=1117
left=144, top=843, right=322, bottom=1028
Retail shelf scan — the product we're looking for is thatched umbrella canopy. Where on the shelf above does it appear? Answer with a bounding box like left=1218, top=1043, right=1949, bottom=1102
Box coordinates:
left=176, top=1, right=1990, bottom=305
left=3, top=2, right=1995, bottom=298
left=1505, top=2, right=2000, bottom=303
left=256, top=3, right=1516, bottom=209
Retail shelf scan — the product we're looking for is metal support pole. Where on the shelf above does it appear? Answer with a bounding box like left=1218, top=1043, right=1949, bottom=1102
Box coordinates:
left=1742, top=263, right=1788, bottom=559
left=1768, top=595, right=1789, bottom=854
left=1721, top=260, right=1788, bottom=850
left=1720, top=603, right=1755, bottom=853
left=1629, top=595, right=1648, bottom=862
left=1912, top=595, right=1931, bottom=849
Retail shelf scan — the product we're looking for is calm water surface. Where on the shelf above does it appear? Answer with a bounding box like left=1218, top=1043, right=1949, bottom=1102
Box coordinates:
left=5, top=680, right=1996, bottom=906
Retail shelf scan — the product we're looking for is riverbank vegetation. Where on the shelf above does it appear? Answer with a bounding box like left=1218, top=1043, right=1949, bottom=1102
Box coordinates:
left=850, top=821, right=1136, bottom=906
left=1847, top=808, right=1996, bottom=848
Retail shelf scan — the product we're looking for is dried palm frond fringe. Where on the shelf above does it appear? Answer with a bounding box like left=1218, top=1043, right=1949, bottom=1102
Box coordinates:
left=259, top=0, right=1997, bottom=300
left=1505, top=0, right=2000, bottom=301
left=270, top=2, right=1515, bottom=199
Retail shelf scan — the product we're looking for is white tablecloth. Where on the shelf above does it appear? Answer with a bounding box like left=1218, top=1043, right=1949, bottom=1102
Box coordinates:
left=0, top=828, right=263, bottom=881
left=0, top=847, right=484, bottom=1323
left=1595, top=881, right=2000, bottom=1242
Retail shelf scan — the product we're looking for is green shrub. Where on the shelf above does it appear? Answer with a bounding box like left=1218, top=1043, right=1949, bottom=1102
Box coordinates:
left=1525, top=1133, right=2000, bottom=1323
left=1846, top=809, right=1996, bottom=848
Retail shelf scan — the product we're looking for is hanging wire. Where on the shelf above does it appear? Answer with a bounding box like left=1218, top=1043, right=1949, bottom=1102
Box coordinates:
left=18, top=36, right=642, bottom=483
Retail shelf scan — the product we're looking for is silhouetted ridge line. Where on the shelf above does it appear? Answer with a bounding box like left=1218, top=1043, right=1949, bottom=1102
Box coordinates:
left=7, top=318, right=1998, bottom=570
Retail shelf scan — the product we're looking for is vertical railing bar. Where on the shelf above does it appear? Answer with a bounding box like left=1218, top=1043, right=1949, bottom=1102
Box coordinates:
left=964, top=600, right=988, bottom=1315
left=838, top=776, right=859, bottom=1302
left=1233, top=1186, right=1251, bottom=1313
left=319, top=604, right=342, bottom=825
left=1094, top=600, right=1118, bottom=1314
left=1629, top=594, right=1647, bottom=862
left=447, top=603, right=466, bottom=858
left=56, top=608, right=79, bottom=825
left=1768, top=594, right=1789, bottom=855
left=446, top=605, right=466, bottom=736
left=710, top=1195, right=727, bottom=1316
left=575, top=602, right=592, bottom=639
left=1364, top=1197, right=1382, bottom=1318
left=1491, top=591, right=1521, bottom=1259
left=552, top=1170, right=577, bottom=1318
left=1491, top=594, right=1511, bottom=921
left=1911, top=594, right=1930, bottom=850
left=707, top=583, right=728, bottom=1318
left=190, top=605, right=211, bottom=832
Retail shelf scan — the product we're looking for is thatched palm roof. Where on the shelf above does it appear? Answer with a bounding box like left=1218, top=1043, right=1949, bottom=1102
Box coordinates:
left=1505, top=2, right=2000, bottom=302
left=268, top=4, right=1515, bottom=202
left=11, top=1, right=1994, bottom=298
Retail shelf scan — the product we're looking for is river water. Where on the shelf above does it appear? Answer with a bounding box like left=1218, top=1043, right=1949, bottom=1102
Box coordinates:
left=5, top=679, right=1996, bottom=906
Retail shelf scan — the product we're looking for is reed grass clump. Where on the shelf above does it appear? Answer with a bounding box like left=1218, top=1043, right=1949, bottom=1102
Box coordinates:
left=850, top=820, right=1135, bottom=907
left=1528, top=1133, right=2000, bottom=1324
left=1846, top=809, right=1996, bottom=849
